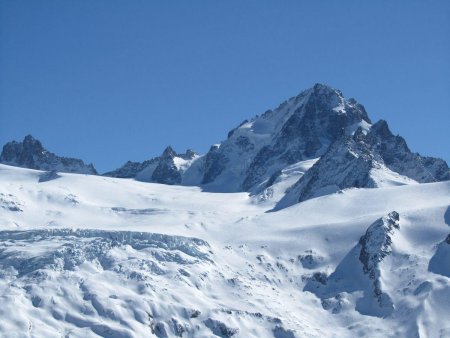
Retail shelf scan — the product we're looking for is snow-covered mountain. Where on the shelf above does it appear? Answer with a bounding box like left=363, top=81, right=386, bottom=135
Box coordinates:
left=182, top=83, right=373, bottom=192
left=0, top=135, right=97, bottom=175
left=103, top=83, right=448, bottom=197
left=3, top=84, right=448, bottom=205
left=0, top=164, right=449, bottom=337
left=1, top=84, right=450, bottom=337
left=275, top=120, right=450, bottom=209
left=104, top=146, right=198, bottom=185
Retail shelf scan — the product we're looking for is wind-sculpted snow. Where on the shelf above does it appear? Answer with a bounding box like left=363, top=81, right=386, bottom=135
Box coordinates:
left=0, top=229, right=212, bottom=272
left=0, top=227, right=342, bottom=337
left=0, top=229, right=218, bottom=337
left=1, top=164, right=450, bottom=337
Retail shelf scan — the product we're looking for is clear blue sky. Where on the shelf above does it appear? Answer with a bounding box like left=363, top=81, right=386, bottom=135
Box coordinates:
left=1, top=1, right=449, bottom=172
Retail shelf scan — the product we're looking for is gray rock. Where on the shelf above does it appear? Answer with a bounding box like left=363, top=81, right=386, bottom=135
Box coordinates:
left=151, top=146, right=182, bottom=185
left=197, top=84, right=372, bottom=192
left=202, top=144, right=228, bottom=184
left=105, top=146, right=198, bottom=185
left=303, top=212, right=399, bottom=318
left=275, top=119, right=449, bottom=208
left=204, top=318, right=238, bottom=337
left=0, top=135, right=97, bottom=174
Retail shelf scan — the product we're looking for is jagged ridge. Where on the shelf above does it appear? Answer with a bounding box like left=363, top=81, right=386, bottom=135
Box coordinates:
left=2, top=84, right=449, bottom=209
left=0, top=135, right=97, bottom=175
left=276, top=119, right=449, bottom=208
left=104, top=146, right=198, bottom=185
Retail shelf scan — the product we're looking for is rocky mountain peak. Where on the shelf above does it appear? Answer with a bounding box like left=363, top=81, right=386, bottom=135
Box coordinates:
left=22, top=134, right=45, bottom=149
left=191, top=84, right=375, bottom=192
left=359, top=211, right=400, bottom=276
left=370, top=119, right=391, bottom=138
left=5, top=84, right=447, bottom=205
left=310, top=83, right=343, bottom=102
left=161, top=146, right=177, bottom=159
left=275, top=117, right=449, bottom=209
left=184, top=149, right=197, bottom=160
left=0, top=135, right=97, bottom=175
left=2, top=134, right=46, bottom=161
left=104, top=146, right=198, bottom=185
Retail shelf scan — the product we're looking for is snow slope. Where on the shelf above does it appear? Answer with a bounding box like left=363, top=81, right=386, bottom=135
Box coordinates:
left=0, top=164, right=450, bottom=338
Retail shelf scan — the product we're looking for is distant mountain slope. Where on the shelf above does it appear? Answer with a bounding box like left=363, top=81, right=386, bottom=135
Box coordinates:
left=104, top=146, right=198, bottom=185
left=0, top=135, right=97, bottom=174
left=183, top=83, right=372, bottom=192
left=276, top=120, right=450, bottom=209
left=2, top=84, right=449, bottom=209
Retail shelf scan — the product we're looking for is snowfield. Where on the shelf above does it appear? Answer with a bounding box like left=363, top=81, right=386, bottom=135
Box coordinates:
left=0, top=164, right=449, bottom=338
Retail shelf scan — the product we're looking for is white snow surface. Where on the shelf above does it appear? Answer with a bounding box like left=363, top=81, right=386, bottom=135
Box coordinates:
left=1, top=164, right=450, bottom=338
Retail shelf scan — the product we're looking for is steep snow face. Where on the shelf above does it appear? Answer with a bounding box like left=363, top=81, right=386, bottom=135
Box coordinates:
left=251, top=158, right=319, bottom=205
left=276, top=120, right=450, bottom=209
left=304, top=212, right=401, bottom=318
left=184, top=83, right=372, bottom=192
left=0, top=135, right=97, bottom=175
left=104, top=147, right=198, bottom=185
left=1, top=165, right=450, bottom=337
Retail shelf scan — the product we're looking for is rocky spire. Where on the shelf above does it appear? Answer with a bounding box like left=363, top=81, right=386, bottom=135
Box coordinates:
left=0, top=135, right=97, bottom=175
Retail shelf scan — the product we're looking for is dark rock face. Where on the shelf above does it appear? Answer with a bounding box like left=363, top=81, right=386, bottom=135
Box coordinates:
left=241, top=85, right=371, bottom=191
left=204, top=318, right=238, bottom=337
left=151, top=146, right=182, bottom=185
left=195, top=84, right=372, bottom=192
left=196, top=84, right=448, bottom=195
left=367, top=120, right=450, bottom=182
left=359, top=211, right=400, bottom=278
left=275, top=118, right=450, bottom=207
left=294, top=140, right=376, bottom=204
left=104, top=146, right=197, bottom=185
left=103, top=159, right=156, bottom=178
left=201, top=145, right=228, bottom=184
left=357, top=211, right=399, bottom=315
left=0, top=135, right=97, bottom=174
